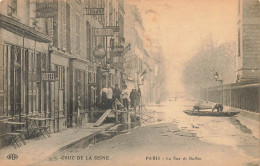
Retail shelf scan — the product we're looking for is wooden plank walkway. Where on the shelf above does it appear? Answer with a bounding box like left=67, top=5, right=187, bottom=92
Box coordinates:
left=93, top=109, right=112, bottom=127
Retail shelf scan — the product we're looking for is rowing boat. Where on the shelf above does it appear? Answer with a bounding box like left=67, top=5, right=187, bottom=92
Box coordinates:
left=183, top=110, right=240, bottom=117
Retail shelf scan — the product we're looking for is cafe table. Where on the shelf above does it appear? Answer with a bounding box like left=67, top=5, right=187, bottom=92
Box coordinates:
left=28, top=117, right=52, bottom=139
left=3, top=121, right=26, bottom=148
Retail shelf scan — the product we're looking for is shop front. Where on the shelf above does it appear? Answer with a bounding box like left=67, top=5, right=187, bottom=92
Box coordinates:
left=0, top=24, right=51, bottom=116
left=49, top=50, right=69, bottom=132
left=0, top=15, right=51, bottom=147
left=67, top=59, right=91, bottom=127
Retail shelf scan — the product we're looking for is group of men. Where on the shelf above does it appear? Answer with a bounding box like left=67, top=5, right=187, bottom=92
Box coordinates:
left=99, top=84, right=141, bottom=111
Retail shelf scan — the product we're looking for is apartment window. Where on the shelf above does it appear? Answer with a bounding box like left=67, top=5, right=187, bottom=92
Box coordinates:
left=98, top=0, right=102, bottom=7
left=61, top=2, right=67, bottom=51
left=76, top=15, right=80, bottom=34
left=66, top=3, right=71, bottom=53
left=86, top=21, right=92, bottom=60
left=76, top=14, right=80, bottom=55
left=109, top=1, right=113, bottom=25
left=238, top=28, right=240, bottom=57
left=238, top=0, right=240, bottom=15
left=8, top=0, right=17, bottom=16
left=114, top=9, right=116, bottom=25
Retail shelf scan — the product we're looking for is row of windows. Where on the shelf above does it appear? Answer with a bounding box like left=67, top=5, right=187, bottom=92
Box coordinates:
left=0, top=44, right=49, bottom=117
left=0, top=43, right=98, bottom=117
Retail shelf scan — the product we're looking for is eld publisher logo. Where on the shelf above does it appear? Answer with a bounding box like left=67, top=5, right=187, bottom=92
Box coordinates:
left=7, top=154, right=18, bottom=160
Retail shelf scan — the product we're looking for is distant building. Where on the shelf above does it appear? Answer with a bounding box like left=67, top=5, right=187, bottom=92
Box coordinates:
left=124, top=3, right=155, bottom=104
left=236, top=0, right=260, bottom=82
left=124, top=4, right=145, bottom=92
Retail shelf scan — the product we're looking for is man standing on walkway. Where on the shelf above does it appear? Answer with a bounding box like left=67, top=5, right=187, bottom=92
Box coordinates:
left=100, top=86, right=108, bottom=110
left=121, top=85, right=129, bottom=110
left=113, top=84, right=121, bottom=107
left=77, top=96, right=82, bottom=125
left=107, top=86, right=113, bottom=109
left=130, top=89, right=137, bottom=108
left=136, top=88, right=141, bottom=107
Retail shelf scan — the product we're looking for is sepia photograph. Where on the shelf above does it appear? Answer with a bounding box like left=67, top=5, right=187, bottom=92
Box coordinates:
left=0, top=0, right=259, bottom=165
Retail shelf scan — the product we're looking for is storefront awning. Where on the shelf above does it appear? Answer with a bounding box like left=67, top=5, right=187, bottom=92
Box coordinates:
left=0, top=14, right=52, bottom=43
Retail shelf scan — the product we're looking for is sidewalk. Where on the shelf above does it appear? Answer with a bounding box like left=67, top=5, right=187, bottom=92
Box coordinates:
left=0, top=122, right=115, bottom=166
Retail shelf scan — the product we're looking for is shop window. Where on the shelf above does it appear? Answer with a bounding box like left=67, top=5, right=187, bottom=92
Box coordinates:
left=0, top=45, right=5, bottom=116
left=56, top=66, right=66, bottom=116
left=28, top=51, right=37, bottom=114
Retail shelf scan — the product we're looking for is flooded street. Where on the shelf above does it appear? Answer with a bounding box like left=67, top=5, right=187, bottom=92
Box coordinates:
left=40, top=98, right=260, bottom=166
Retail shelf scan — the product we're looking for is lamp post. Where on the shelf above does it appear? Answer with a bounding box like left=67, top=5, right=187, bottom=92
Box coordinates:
left=214, top=72, right=223, bottom=104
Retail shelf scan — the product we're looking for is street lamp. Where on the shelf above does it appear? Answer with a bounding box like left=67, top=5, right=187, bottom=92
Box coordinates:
left=214, top=72, right=223, bottom=104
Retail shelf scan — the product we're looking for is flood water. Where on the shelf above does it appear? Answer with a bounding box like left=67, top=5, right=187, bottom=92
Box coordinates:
left=40, top=97, right=260, bottom=166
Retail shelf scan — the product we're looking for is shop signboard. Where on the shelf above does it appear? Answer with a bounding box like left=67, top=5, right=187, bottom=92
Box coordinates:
left=111, top=44, right=131, bottom=57
left=94, top=28, right=114, bottom=36
left=93, top=44, right=106, bottom=58
left=104, top=26, right=120, bottom=32
left=109, top=69, right=115, bottom=74
left=36, top=2, right=58, bottom=18
left=84, top=8, right=104, bottom=15
left=113, top=45, right=124, bottom=52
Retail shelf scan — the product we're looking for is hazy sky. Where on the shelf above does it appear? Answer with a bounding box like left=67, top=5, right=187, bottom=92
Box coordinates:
left=127, top=0, right=237, bottom=93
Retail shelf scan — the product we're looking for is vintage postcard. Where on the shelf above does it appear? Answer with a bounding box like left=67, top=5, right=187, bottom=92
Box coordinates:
left=0, top=0, right=259, bottom=166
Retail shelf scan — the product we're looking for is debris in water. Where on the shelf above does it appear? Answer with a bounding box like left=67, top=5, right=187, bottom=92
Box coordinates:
left=162, top=135, right=170, bottom=137
left=192, top=125, right=199, bottom=128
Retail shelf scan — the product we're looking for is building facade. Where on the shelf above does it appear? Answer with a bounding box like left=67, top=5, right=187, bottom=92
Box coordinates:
left=0, top=0, right=51, bottom=120
left=197, top=0, right=260, bottom=113
left=0, top=0, right=163, bottom=148
left=0, top=0, right=125, bottom=139
left=237, top=0, right=260, bottom=82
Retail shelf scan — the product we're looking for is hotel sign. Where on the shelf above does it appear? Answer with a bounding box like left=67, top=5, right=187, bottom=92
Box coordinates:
left=94, top=28, right=114, bottom=36
left=41, top=71, right=57, bottom=82
left=36, top=2, right=58, bottom=18
left=84, top=8, right=104, bottom=15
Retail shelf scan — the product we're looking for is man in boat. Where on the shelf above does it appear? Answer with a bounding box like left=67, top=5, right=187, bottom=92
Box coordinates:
left=192, top=100, right=203, bottom=112
left=212, top=103, right=223, bottom=112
